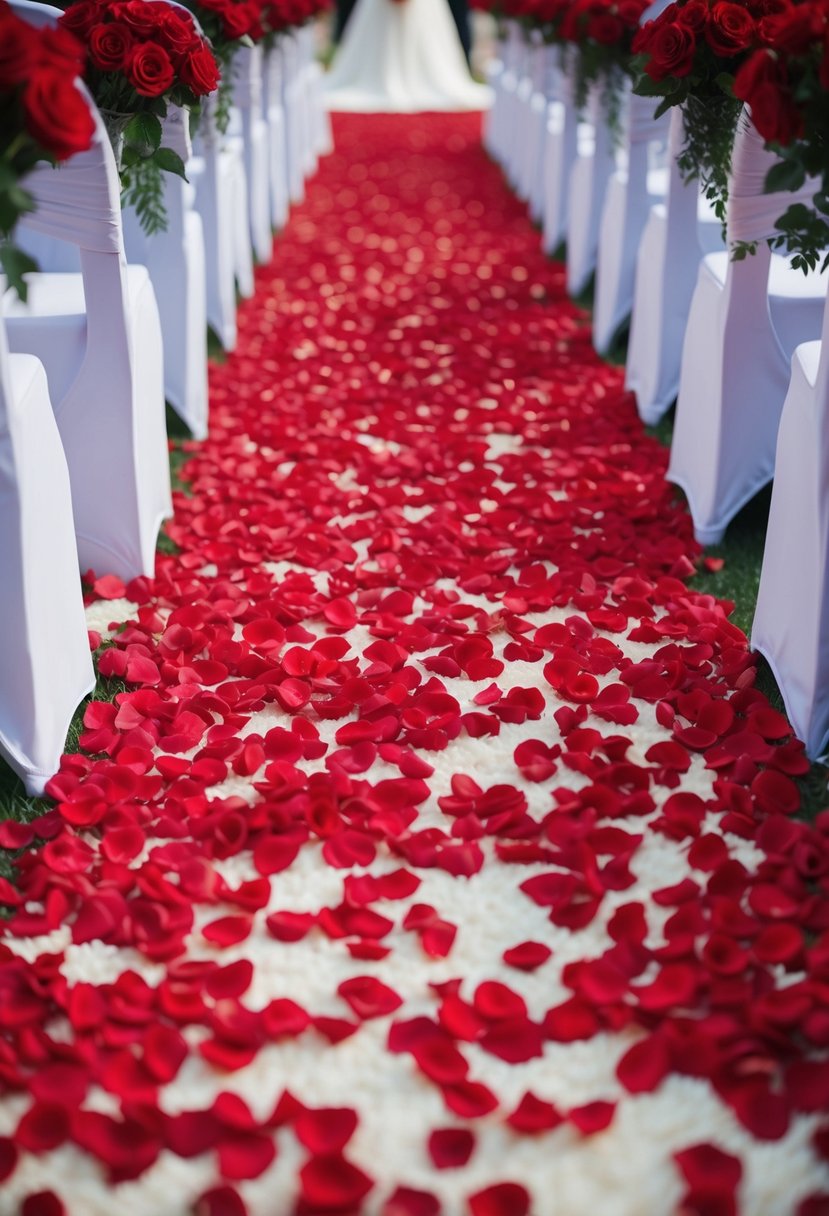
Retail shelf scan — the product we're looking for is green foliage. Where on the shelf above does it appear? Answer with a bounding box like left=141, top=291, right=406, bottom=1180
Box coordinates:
left=118, top=112, right=189, bottom=236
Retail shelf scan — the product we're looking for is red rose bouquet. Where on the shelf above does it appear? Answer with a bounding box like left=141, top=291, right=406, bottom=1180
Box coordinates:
left=631, top=0, right=812, bottom=223
left=57, top=0, right=222, bottom=232
left=260, top=0, right=331, bottom=40
left=731, top=2, right=829, bottom=269
left=0, top=0, right=95, bottom=296
left=557, top=0, right=654, bottom=132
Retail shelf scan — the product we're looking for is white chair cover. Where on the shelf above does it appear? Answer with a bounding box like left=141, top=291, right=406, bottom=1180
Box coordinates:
left=301, top=23, right=333, bottom=160
left=282, top=33, right=307, bottom=204
left=668, top=107, right=829, bottom=544
left=191, top=92, right=248, bottom=347
left=122, top=105, right=209, bottom=439
left=566, top=81, right=619, bottom=296
left=489, top=22, right=523, bottom=173
left=0, top=318, right=95, bottom=794
left=592, top=93, right=669, bottom=352
left=541, top=64, right=581, bottom=255
left=508, top=31, right=536, bottom=195
left=752, top=287, right=829, bottom=759
left=232, top=45, right=274, bottom=266
left=625, top=106, right=725, bottom=422
left=482, top=24, right=512, bottom=162
left=4, top=0, right=172, bottom=580
left=515, top=32, right=548, bottom=206
left=527, top=44, right=561, bottom=225
left=264, top=42, right=290, bottom=229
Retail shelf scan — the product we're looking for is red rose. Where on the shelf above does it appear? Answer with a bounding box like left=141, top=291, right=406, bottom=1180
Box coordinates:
left=733, top=48, right=801, bottom=144
left=158, top=9, right=200, bottom=60
left=57, top=0, right=102, bottom=39
left=39, top=26, right=86, bottom=74
left=88, top=21, right=134, bottom=72
left=23, top=72, right=96, bottom=160
left=588, top=12, right=624, bottom=45
left=705, top=1, right=756, bottom=56
left=0, top=13, right=38, bottom=85
left=678, top=0, right=708, bottom=33
left=759, top=7, right=821, bottom=55
left=116, top=0, right=161, bottom=37
left=125, top=41, right=175, bottom=96
left=179, top=41, right=221, bottom=94
left=642, top=20, right=696, bottom=78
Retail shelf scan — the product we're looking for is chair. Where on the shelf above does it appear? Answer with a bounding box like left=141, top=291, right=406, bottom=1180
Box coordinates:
left=515, top=30, right=550, bottom=209
left=4, top=0, right=172, bottom=582
left=751, top=286, right=829, bottom=759
left=625, top=107, right=726, bottom=424
left=668, top=108, right=829, bottom=545
left=282, top=32, right=307, bottom=204
left=592, top=93, right=669, bottom=353
left=526, top=44, right=563, bottom=226
left=232, top=45, right=274, bottom=266
left=566, top=81, right=620, bottom=296
left=264, top=42, right=291, bottom=230
left=0, top=318, right=95, bottom=794
left=541, top=60, right=582, bottom=256
left=122, top=105, right=209, bottom=439
left=482, top=24, right=508, bottom=161
left=509, top=29, right=539, bottom=198
left=300, top=23, right=333, bottom=162
left=190, top=91, right=253, bottom=348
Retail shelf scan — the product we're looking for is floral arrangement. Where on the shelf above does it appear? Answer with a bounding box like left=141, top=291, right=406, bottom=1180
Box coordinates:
left=557, top=0, right=653, bottom=132
left=630, top=0, right=812, bottom=226
left=260, top=0, right=331, bottom=39
left=56, top=0, right=220, bottom=234
left=177, top=0, right=263, bottom=131
left=0, top=0, right=95, bottom=296
left=470, top=0, right=653, bottom=133
left=732, top=3, right=829, bottom=270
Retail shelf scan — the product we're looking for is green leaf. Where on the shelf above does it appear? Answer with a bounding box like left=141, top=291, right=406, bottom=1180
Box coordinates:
left=764, top=158, right=806, bottom=195
left=0, top=244, right=37, bottom=301
left=124, top=111, right=162, bottom=155
left=154, top=147, right=188, bottom=181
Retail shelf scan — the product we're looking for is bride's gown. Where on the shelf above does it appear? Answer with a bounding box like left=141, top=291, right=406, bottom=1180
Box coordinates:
left=324, top=0, right=492, bottom=112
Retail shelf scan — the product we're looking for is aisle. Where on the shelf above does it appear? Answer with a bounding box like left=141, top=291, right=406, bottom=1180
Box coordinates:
left=1, top=114, right=828, bottom=1216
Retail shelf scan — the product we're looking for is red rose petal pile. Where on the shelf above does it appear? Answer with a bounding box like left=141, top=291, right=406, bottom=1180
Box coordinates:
left=1, top=113, right=828, bottom=1215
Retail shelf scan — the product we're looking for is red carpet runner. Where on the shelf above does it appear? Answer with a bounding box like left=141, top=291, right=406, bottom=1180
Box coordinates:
left=1, top=114, right=828, bottom=1216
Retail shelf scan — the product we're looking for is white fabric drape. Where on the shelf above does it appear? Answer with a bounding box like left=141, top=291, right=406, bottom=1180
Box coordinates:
left=668, top=106, right=829, bottom=545
left=324, top=0, right=491, bottom=113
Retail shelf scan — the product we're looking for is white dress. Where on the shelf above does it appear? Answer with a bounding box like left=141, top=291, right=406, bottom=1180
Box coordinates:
left=324, top=0, right=492, bottom=112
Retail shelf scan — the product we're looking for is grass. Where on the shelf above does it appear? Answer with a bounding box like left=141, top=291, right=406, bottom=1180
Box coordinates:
left=1, top=212, right=826, bottom=890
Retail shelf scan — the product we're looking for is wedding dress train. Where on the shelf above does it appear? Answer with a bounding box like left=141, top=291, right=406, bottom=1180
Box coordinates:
left=324, top=0, right=491, bottom=112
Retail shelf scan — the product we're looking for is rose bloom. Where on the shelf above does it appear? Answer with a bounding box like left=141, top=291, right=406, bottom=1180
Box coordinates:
left=733, top=47, right=802, bottom=143
left=637, top=20, right=697, bottom=77
left=705, top=1, right=757, bottom=56
left=39, top=25, right=87, bottom=73
left=115, top=0, right=162, bottom=38
left=23, top=71, right=96, bottom=160
left=125, top=40, right=175, bottom=96
left=179, top=41, right=221, bottom=94
left=57, top=0, right=102, bottom=39
left=158, top=9, right=201, bottom=60
left=0, top=12, right=39, bottom=85
left=677, top=0, right=708, bottom=33
left=759, top=6, right=822, bottom=55
left=88, top=21, right=134, bottom=71
left=588, top=12, right=625, bottom=44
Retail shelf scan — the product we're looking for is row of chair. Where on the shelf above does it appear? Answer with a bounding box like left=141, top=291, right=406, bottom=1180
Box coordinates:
left=0, top=0, right=331, bottom=793
left=484, top=25, right=829, bottom=761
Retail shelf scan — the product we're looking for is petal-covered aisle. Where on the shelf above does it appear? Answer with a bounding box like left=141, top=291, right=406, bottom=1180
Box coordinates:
left=2, top=114, right=829, bottom=1216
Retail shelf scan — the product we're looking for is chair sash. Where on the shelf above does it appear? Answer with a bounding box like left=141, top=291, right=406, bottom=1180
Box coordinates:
left=727, top=106, right=818, bottom=246
left=234, top=44, right=264, bottom=112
